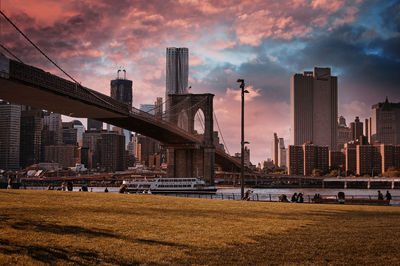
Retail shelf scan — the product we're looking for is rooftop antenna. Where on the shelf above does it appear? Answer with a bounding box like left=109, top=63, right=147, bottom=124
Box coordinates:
left=123, top=69, right=126, bottom=80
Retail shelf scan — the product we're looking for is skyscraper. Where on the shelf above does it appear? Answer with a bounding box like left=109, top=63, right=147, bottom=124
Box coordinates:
left=166, top=47, right=189, bottom=98
left=291, top=67, right=337, bottom=150
left=110, top=71, right=133, bottom=147
left=43, top=112, right=63, bottom=145
left=337, top=116, right=352, bottom=150
left=0, top=101, right=21, bottom=170
left=370, top=97, right=400, bottom=145
left=350, top=116, right=363, bottom=141
left=271, top=133, right=279, bottom=167
left=110, top=72, right=133, bottom=106
left=20, top=107, right=42, bottom=168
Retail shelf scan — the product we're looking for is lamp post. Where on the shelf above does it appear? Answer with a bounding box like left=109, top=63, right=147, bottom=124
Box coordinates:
left=237, top=79, right=249, bottom=199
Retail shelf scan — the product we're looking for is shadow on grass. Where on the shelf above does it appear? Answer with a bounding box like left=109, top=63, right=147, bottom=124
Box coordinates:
left=0, top=237, right=103, bottom=265
left=137, top=238, right=191, bottom=248
left=11, top=220, right=120, bottom=239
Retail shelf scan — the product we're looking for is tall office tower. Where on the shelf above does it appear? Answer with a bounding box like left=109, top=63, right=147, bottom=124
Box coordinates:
left=0, top=101, right=21, bottom=170
left=96, top=131, right=126, bottom=172
left=62, top=122, right=78, bottom=146
left=82, top=129, right=104, bottom=169
left=20, top=108, right=42, bottom=168
left=110, top=72, right=133, bottom=147
left=154, top=97, right=163, bottom=119
left=337, top=116, right=352, bottom=150
left=166, top=47, right=189, bottom=97
left=110, top=72, right=133, bottom=106
left=271, top=133, right=279, bottom=166
left=350, top=116, right=363, bottom=141
left=43, top=112, right=63, bottom=144
left=87, top=118, right=103, bottom=131
left=370, top=97, right=400, bottom=145
left=72, top=120, right=85, bottom=146
left=278, top=138, right=287, bottom=168
left=291, top=67, right=337, bottom=150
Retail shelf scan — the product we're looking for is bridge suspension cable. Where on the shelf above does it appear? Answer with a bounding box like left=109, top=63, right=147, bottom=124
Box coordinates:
left=0, top=42, right=23, bottom=63
left=0, top=9, right=80, bottom=84
left=214, top=112, right=230, bottom=155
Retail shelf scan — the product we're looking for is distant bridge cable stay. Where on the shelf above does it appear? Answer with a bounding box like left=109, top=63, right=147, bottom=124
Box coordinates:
left=214, top=112, right=230, bottom=155
left=0, top=9, right=79, bottom=84
left=0, top=42, right=23, bottom=63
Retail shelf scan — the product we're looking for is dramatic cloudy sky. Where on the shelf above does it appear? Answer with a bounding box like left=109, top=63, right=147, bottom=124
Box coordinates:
left=1, top=0, right=399, bottom=164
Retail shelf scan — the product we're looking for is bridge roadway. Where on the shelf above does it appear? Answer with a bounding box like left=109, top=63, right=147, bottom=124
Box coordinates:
left=0, top=55, right=240, bottom=170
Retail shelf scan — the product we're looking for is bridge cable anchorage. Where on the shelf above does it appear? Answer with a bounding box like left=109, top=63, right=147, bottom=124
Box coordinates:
left=0, top=9, right=79, bottom=84
left=0, top=42, right=23, bottom=63
left=213, top=112, right=230, bottom=155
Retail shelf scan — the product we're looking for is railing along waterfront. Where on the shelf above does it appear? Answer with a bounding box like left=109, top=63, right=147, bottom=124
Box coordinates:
left=158, top=193, right=400, bottom=205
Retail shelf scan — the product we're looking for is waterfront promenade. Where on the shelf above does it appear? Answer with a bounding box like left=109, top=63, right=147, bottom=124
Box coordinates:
left=1, top=190, right=400, bottom=264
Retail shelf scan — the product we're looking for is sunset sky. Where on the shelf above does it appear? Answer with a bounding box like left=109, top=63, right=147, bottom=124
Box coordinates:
left=1, top=0, right=399, bottom=164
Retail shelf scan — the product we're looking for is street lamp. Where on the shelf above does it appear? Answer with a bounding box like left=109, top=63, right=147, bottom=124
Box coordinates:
left=237, top=79, right=249, bottom=199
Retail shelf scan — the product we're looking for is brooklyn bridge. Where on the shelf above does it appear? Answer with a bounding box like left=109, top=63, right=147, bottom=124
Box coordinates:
left=0, top=54, right=241, bottom=184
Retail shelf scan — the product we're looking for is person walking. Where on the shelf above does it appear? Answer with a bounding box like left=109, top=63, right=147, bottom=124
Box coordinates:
left=378, top=190, right=384, bottom=200
left=385, top=191, right=392, bottom=204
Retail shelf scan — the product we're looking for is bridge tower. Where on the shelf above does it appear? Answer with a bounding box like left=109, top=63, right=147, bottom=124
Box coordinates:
left=166, top=93, right=215, bottom=185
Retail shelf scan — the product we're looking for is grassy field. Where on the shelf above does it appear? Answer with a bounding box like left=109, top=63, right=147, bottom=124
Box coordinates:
left=1, top=190, right=400, bottom=265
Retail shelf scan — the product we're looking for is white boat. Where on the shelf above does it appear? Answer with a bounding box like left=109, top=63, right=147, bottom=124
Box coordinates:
left=122, top=177, right=218, bottom=194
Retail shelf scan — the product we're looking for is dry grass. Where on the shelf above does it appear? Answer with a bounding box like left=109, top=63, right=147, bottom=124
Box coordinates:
left=1, top=190, right=400, bottom=265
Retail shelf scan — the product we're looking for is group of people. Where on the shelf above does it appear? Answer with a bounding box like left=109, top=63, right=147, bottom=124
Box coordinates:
left=378, top=190, right=392, bottom=202
left=279, top=192, right=304, bottom=203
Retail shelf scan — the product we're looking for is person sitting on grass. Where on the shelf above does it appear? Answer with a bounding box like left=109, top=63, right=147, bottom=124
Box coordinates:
left=279, top=194, right=289, bottom=202
left=291, top=193, right=297, bottom=203
left=297, top=193, right=304, bottom=203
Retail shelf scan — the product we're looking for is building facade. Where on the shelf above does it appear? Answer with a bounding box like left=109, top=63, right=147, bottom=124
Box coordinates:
left=43, top=145, right=80, bottom=168
left=350, top=116, right=363, bottom=142
left=0, top=101, right=21, bottom=170
left=166, top=47, right=189, bottom=97
left=337, top=116, right=352, bottom=150
left=290, top=67, right=337, bottom=150
left=43, top=112, right=63, bottom=145
left=97, top=132, right=126, bottom=172
left=370, top=97, right=400, bottom=145
left=271, top=133, right=279, bottom=167
left=20, top=108, right=42, bottom=168
left=87, top=119, right=103, bottom=131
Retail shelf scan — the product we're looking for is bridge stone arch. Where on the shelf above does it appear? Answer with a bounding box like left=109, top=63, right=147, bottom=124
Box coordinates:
left=166, top=93, right=215, bottom=184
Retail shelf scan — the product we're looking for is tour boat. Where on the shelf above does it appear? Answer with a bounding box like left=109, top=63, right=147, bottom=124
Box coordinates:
left=122, top=177, right=218, bottom=194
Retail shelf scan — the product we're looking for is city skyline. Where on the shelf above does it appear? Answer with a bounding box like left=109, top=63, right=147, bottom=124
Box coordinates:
left=1, top=0, right=399, bottom=163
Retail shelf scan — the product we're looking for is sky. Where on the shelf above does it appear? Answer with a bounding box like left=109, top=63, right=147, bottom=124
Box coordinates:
left=1, top=0, right=400, bottom=165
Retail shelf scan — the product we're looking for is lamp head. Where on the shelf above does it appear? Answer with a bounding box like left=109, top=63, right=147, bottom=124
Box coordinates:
left=237, top=79, right=244, bottom=83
